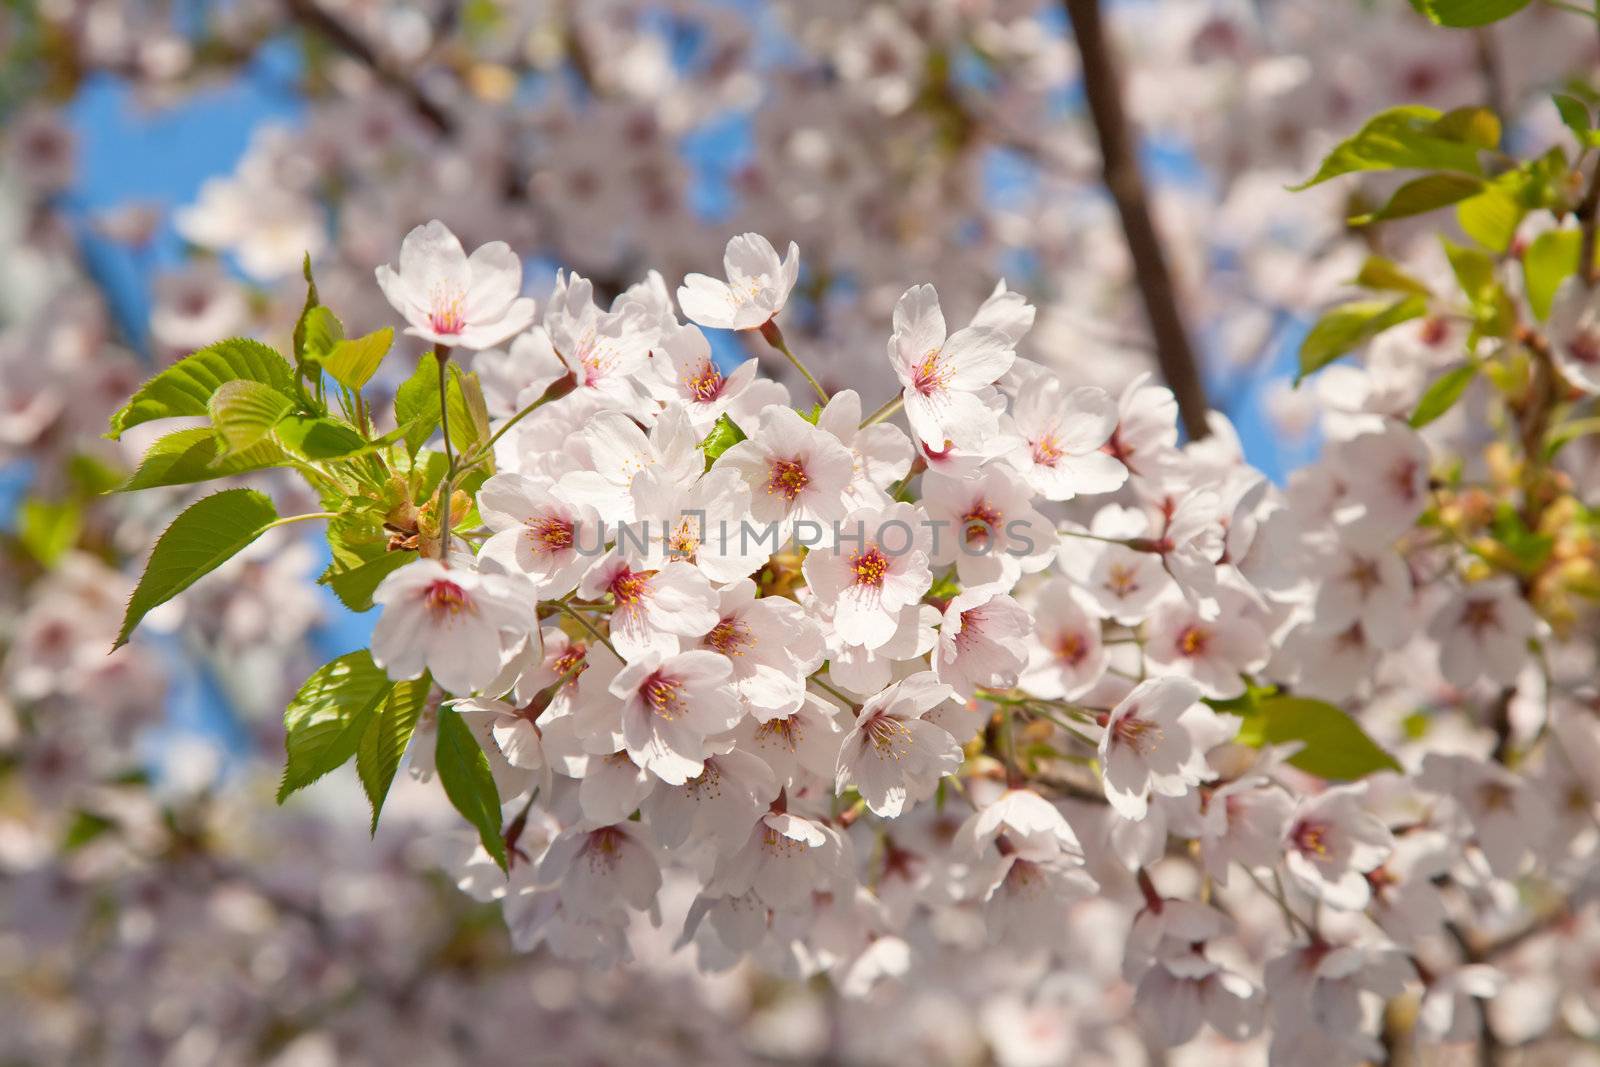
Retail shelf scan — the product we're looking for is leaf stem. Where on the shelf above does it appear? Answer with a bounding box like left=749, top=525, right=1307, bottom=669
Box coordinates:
left=758, top=320, right=828, bottom=404
left=264, top=511, right=338, bottom=531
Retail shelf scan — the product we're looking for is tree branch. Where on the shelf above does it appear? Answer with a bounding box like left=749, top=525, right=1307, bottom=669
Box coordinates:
left=1061, top=0, right=1210, bottom=441
left=281, top=0, right=455, bottom=135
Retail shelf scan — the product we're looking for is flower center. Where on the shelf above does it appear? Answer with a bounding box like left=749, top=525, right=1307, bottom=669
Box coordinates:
left=1292, top=820, right=1330, bottom=856
left=1176, top=624, right=1210, bottom=657
left=610, top=568, right=652, bottom=604
left=766, top=457, right=811, bottom=501
left=1054, top=631, right=1085, bottom=665
left=707, top=616, right=754, bottom=655
left=1345, top=555, right=1381, bottom=594
left=1112, top=713, right=1161, bottom=754
left=1106, top=562, right=1140, bottom=597
left=687, top=361, right=724, bottom=403
left=851, top=547, right=890, bottom=587
left=424, top=579, right=471, bottom=617
left=962, top=502, right=1002, bottom=545
left=1031, top=434, right=1063, bottom=467
left=911, top=348, right=946, bottom=395
left=529, top=515, right=574, bottom=552
left=429, top=293, right=466, bottom=335
left=641, top=671, right=684, bottom=720
left=1461, top=597, right=1499, bottom=635
left=1572, top=330, right=1600, bottom=365
left=863, top=714, right=913, bottom=757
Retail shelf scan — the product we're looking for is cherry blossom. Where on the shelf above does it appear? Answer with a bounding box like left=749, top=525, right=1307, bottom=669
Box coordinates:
left=375, top=220, right=536, bottom=349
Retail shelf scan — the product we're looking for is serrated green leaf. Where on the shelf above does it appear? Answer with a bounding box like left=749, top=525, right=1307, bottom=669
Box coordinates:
left=395, top=356, right=443, bottom=457
left=700, top=413, right=748, bottom=469
left=1352, top=256, right=1434, bottom=297
left=18, top=498, right=81, bottom=567
left=1292, top=106, right=1485, bottom=190
left=319, top=327, right=394, bottom=391
left=356, top=673, right=431, bottom=834
left=1443, top=238, right=1497, bottom=302
left=114, top=488, right=279, bottom=649
left=107, top=338, right=294, bottom=439
left=276, top=414, right=369, bottom=460
left=278, top=651, right=394, bottom=803
left=115, top=428, right=287, bottom=492
left=208, top=379, right=295, bottom=457
left=321, top=549, right=417, bottom=612
left=1413, top=0, right=1531, bottom=27
left=1298, top=296, right=1428, bottom=381
left=1523, top=229, right=1582, bottom=321
left=1349, top=172, right=1484, bottom=225
left=1410, top=363, right=1479, bottom=427
left=1234, top=696, right=1402, bottom=780
left=435, top=705, right=508, bottom=871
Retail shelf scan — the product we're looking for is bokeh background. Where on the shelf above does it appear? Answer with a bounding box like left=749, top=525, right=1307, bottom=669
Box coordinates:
left=0, top=1, right=1586, bottom=1064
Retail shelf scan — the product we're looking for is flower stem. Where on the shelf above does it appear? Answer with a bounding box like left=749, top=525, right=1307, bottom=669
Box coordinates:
left=463, top=372, right=575, bottom=468
left=551, top=599, right=618, bottom=658
left=758, top=319, right=828, bottom=404
left=861, top=393, right=905, bottom=428
left=809, top=674, right=858, bottom=709
left=264, top=511, right=339, bottom=532
left=434, top=344, right=455, bottom=561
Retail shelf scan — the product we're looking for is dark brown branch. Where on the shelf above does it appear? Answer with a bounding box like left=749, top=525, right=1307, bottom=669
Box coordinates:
left=281, top=0, right=455, bottom=134
left=1061, top=0, right=1210, bottom=440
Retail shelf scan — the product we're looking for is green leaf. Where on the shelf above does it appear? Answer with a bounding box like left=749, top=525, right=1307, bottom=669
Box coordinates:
left=1297, top=296, right=1428, bottom=381
left=1455, top=178, right=1525, bottom=253
left=1523, top=229, right=1582, bottom=321
left=18, top=498, right=81, bottom=567
left=68, top=453, right=126, bottom=496
left=356, top=673, right=431, bottom=834
left=700, top=413, right=748, bottom=468
left=61, top=810, right=117, bottom=851
left=321, top=549, right=417, bottom=612
left=395, top=356, right=443, bottom=456
left=1554, top=93, right=1597, bottom=144
left=292, top=253, right=322, bottom=365
left=1349, top=172, right=1484, bottom=225
left=1413, top=0, right=1531, bottom=27
left=434, top=705, right=508, bottom=871
left=115, top=428, right=287, bottom=492
left=276, top=414, right=369, bottom=460
left=1353, top=256, right=1433, bottom=297
left=107, top=338, right=294, bottom=439
left=114, top=488, right=278, bottom=650
left=1410, top=363, right=1479, bottom=427
left=208, top=379, right=295, bottom=457
left=319, top=327, right=394, bottom=391
left=1430, top=106, right=1502, bottom=151
left=1444, top=238, right=1497, bottom=301
left=1234, top=696, right=1402, bottom=780
left=445, top=364, right=490, bottom=457
left=278, top=651, right=394, bottom=803
left=1292, top=106, right=1485, bottom=190
left=299, top=306, right=345, bottom=364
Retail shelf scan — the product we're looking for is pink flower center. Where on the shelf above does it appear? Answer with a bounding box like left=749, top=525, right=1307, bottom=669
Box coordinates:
left=706, top=616, right=754, bottom=656
left=1175, top=624, right=1210, bottom=658
left=1292, top=819, right=1330, bottom=856
left=766, top=457, right=811, bottom=501
left=529, top=515, right=574, bottom=551
left=610, top=568, right=651, bottom=604
left=1112, top=713, right=1161, bottom=754
left=911, top=348, right=947, bottom=396
left=863, top=713, right=913, bottom=756
left=429, top=295, right=466, bottom=335
left=1054, top=631, right=1086, bottom=665
left=424, top=579, right=471, bottom=617
left=962, top=502, right=1002, bottom=545
left=641, top=671, right=684, bottom=720
left=687, top=361, right=724, bottom=403
left=1031, top=434, right=1063, bottom=467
